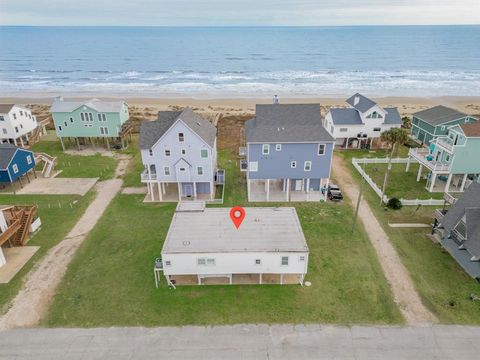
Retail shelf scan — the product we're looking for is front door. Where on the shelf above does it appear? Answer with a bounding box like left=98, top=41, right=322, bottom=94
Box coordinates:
left=184, top=184, right=193, bottom=198
left=295, top=179, right=303, bottom=191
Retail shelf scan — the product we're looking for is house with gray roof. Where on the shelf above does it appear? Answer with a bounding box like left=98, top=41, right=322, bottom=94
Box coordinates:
left=245, top=104, right=335, bottom=202
left=50, top=97, right=131, bottom=151
left=139, top=107, right=217, bottom=202
left=411, top=105, right=477, bottom=145
left=434, top=182, right=480, bottom=280
left=323, top=93, right=402, bottom=149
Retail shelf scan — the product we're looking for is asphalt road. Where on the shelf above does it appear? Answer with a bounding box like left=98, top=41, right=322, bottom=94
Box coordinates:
left=0, top=324, right=479, bottom=359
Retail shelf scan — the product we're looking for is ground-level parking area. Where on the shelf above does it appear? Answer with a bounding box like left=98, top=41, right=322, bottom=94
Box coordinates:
left=247, top=178, right=328, bottom=202
left=167, top=273, right=303, bottom=285
left=14, top=177, right=98, bottom=196
left=143, top=181, right=214, bottom=202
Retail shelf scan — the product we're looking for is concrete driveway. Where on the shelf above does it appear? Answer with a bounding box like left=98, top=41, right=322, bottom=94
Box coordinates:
left=0, top=324, right=479, bottom=359
left=16, top=178, right=98, bottom=196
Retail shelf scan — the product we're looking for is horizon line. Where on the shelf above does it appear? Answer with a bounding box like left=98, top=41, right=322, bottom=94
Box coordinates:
left=1, top=24, right=479, bottom=28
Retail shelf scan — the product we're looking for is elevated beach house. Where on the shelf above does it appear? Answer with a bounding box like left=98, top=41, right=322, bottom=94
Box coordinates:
left=410, top=105, right=477, bottom=145
left=323, top=93, right=402, bottom=149
left=433, top=182, right=480, bottom=281
left=0, top=144, right=36, bottom=191
left=407, top=121, right=480, bottom=193
left=0, top=104, right=41, bottom=147
left=245, top=104, right=334, bottom=202
left=157, top=206, right=308, bottom=286
left=50, top=97, right=131, bottom=150
left=140, top=108, right=218, bottom=202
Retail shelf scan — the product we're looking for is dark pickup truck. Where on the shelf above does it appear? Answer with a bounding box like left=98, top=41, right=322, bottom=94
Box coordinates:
left=327, top=184, right=343, bottom=201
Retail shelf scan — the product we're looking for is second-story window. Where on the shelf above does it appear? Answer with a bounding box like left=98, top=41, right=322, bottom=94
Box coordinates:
left=304, top=161, right=312, bottom=171
left=70, top=117, right=74, bottom=123
left=200, top=149, right=208, bottom=158
left=149, top=149, right=153, bottom=156
left=164, top=167, right=170, bottom=175
left=262, top=144, right=269, bottom=155
left=0, top=116, right=4, bottom=121
left=275, top=144, right=282, bottom=151
left=178, top=132, right=184, bottom=142
left=318, top=144, right=325, bottom=155
left=181, top=149, right=186, bottom=155
left=291, top=161, right=297, bottom=168
left=197, top=166, right=203, bottom=175
left=165, top=149, right=171, bottom=156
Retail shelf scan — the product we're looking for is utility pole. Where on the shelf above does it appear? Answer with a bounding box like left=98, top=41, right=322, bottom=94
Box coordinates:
left=380, top=142, right=396, bottom=205
left=352, top=160, right=366, bottom=233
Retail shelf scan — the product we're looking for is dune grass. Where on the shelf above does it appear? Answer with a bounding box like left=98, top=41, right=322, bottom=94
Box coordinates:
left=44, top=149, right=402, bottom=327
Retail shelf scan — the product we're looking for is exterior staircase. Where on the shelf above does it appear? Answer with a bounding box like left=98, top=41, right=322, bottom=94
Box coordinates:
left=11, top=206, right=37, bottom=247
left=34, top=152, right=56, bottom=178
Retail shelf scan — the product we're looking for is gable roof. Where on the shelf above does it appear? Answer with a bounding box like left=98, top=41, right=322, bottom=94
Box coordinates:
left=413, top=105, right=470, bottom=126
left=0, top=104, right=15, bottom=114
left=329, top=108, right=363, bottom=125
left=383, top=107, right=402, bottom=125
left=50, top=98, right=126, bottom=113
left=460, top=121, right=480, bottom=137
left=345, top=93, right=377, bottom=113
left=0, top=144, right=19, bottom=169
left=442, top=182, right=480, bottom=231
left=139, top=108, right=216, bottom=149
left=246, top=104, right=334, bottom=143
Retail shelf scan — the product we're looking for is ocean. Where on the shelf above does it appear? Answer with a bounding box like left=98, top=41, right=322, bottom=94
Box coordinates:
left=0, top=25, right=479, bottom=97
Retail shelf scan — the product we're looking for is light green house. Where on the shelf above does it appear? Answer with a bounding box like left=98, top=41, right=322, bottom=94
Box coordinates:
left=411, top=105, right=477, bottom=145
left=50, top=97, right=131, bottom=151
left=407, top=121, right=480, bottom=192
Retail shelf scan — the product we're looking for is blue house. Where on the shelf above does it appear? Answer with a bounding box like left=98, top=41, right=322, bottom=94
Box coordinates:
left=245, top=104, right=335, bottom=202
left=0, top=144, right=36, bottom=188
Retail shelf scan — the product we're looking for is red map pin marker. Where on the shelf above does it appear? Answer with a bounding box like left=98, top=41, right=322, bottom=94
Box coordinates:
left=230, top=206, right=246, bottom=229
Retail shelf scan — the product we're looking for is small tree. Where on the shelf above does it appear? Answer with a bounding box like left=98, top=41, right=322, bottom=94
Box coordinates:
left=379, top=128, right=409, bottom=205
left=387, top=197, right=403, bottom=210
left=402, top=116, right=412, bottom=129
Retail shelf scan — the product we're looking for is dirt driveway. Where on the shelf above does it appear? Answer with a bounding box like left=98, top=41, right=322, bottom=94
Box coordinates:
left=332, top=154, right=436, bottom=325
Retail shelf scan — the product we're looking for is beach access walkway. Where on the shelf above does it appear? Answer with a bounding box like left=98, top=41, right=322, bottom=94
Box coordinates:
left=332, top=154, right=436, bottom=325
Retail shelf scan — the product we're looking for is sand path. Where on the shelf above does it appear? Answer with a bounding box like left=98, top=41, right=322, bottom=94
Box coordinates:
left=0, top=178, right=123, bottom=330
left=332, top=154, right=436, bottom=325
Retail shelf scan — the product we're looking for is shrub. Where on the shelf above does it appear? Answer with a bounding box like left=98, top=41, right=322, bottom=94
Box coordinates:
left=387, top=197, right=403, bottom=210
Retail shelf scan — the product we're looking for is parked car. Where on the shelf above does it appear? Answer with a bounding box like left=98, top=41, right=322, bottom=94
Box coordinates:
left=327, top=184, right=343, bottom=201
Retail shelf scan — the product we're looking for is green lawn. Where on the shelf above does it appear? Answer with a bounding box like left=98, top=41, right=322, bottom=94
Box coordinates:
left=31, top=139, right=118, bottom=181
left=339, top=151, right=480, bottom=324
left=0, top=192, right=95, bottom=315
left=44, top=149, right=402, bottom=327
left=120, top=135, right=144, bottom=188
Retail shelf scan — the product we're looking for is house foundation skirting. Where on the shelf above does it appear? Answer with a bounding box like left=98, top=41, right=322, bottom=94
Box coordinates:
left=164, top=273, right=305, bottom=286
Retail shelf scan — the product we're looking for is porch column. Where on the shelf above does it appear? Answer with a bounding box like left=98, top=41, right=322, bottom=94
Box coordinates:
left=162, top=182, right=166, bottom=195
left=158, top=182, right=163, bottom=201
left=25, top=133, right=29, bottom=141
left=306, top=178, right=310, bottom=193
left=75, top=137, right=80, bottom=151
left=178, top=183, right=182, bottom=201
left=286, top=178, right=290, bottom=201
left=324, top=178, right=329, bottom=201
left=345, top=138, right=349, bottom=149
left=106, top=137, right=110, bottom=150
left=406, top=156, right=411, bottom=172
left=20, top=137, right=24, bottom=147
left=13, top=138, right=17, bottom=146
left=429, top=172, right=437, bottom=192
left=193, top=182, right=197, bottom=199
left=150, top=183, right=154, bottom=201
left=266, top=179, right=270, bottom=201
left=229, top=275, right=232, bottom=285
left=300, top=274, right=305, bottom=286
left=460, top=174, right=468, bottom=192
left=197, top=275, right=201, bottom=285
left=280, top=273, right=284, bottom=285
left=59, top=137, right=66, bottom=151
left=444, top=173, right=453, bottom=193
left=416, top=164, right=423, bottom=182
left=259, top=273, right=262, bottom=285
left=247, top=178, right=251, bottom=201
left=210, top=181, right=214, bottom=200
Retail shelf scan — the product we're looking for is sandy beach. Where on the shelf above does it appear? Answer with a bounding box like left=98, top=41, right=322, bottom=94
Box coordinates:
left=1, top=95, right=479, bottom=129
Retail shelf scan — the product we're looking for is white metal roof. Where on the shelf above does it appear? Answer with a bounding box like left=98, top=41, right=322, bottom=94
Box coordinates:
left=50, top=98, right=126, bottom=113
left=162, top=207, right=308, bottom=254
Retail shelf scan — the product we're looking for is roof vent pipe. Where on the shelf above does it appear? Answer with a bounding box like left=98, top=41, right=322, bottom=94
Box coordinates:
left=354, top=96, right=360, bottom=106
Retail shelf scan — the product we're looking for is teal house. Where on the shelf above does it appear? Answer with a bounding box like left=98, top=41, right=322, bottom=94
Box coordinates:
left=50, top=97, right=131, bottom=151
left=407, top=121, right=480, bottom=193
left=411, top=105, right=477, bottom=145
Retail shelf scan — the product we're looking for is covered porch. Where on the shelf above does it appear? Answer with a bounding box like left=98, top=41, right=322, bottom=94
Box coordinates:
left=143, top=181, right=214, bottom=202
left=247, top=178, right=328, bottom=202
left=166, top=273, right=305, bottom=286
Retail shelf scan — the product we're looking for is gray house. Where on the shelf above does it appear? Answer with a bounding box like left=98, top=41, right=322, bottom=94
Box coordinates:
left=140, top=108, right=217, bottom=202
left=245, top=104, right=335, bottom=202
left=434, top=182, right=480, bottom=281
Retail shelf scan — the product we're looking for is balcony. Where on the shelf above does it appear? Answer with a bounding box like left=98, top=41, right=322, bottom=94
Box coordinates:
left=443, top=192, right=457, bottom=205
left=435, top=137, right=454, bottom=153
left=434, top=209, right=447, bottom=224
left=408, top=148, right=451, bottom=173
left=141, top=170, right=157, bottom=182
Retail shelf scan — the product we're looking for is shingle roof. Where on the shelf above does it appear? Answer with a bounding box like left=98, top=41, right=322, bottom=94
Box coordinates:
left=0, top=104, right=15, bottom=114
left=464, top=208, right=480, bottom=258
left=460, top=121, right=480, bottom=137
left=50, top=98, right=126, bottom=113
left=246, top=104, right=334, bottom=143
left=413, top=105, right=470, bottom=126
left=345, top=93, right=377, bottom=113
left=0, top=144, right=19, bottom=169
left=329, top=108, right=363, bottom=125
left=442, top=182, right=480, bottom=231
left=139, top=108, right=216, bottom=149
left=383, top=107, right=402, bottom=125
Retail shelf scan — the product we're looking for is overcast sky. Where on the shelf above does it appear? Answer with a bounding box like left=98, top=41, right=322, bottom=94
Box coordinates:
left=0, top=0, right=479, bottom=26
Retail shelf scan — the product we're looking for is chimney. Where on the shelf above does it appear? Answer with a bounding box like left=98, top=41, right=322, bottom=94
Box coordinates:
left=354, top=95, right=360, bottom=106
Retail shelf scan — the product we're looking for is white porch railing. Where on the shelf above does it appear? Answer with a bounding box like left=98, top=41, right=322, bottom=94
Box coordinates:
left=141, top=170, right=157, bottom=182
left=435, top=137, right=454, bottom=152
left=408, top=148, right=451, bottom=172
left=352, top=157, right=445, bottom=206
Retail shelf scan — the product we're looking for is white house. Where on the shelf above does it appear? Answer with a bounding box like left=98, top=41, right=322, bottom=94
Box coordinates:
left=140, top=108, right=217, bottom=202
left=158, top=206, right=309, bottom=286
left=0, top=104, right=39, bottom=147
left=323, top=93, right=402, bottom=149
